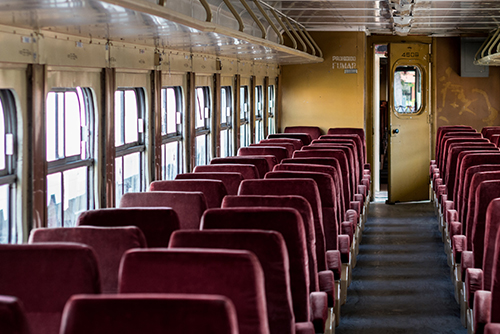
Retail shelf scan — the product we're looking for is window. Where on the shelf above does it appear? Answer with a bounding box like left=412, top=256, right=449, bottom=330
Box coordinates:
left=255, top=85, right=264, bottom=142
left=115, top=88, right=146, bottom=205
left=0, top=91, right=17, bottom=243
left=240, top=86, right=250, bottom=147
left=195, top=86, right=211, bottom=166
left=46, top=88, right=94, bottom=227
left=220, top=86, right=233, bottom=157
left=161, top=87, right=183, bottom=180
left=393, top=65, right=422, bottom=115
left=268, top=84, right=276, bottom=135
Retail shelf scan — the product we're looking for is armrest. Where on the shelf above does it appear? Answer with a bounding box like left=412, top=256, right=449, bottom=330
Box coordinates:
left=345, top=209, right=358, bottom=225
left=474, top=290, right=492, bottom=334
left=465, top=268, right=483, bottom=309
left=310, top=291, right=328, bottom=333
left=485, top=323, right=500, bottom=334
left=452, top=235, right=466, bottom=264
left=341, top=221, right=354, bottom=244
left=364, top=163, right=371, bottom=171
left=338, top=235, right=351, bottom=263
left=442, top=201, right=454, bottom=218
left=350, top=201, right=361, bottom=216
left=461, top=251, right=474, bottom=283
left=358, top=185, right=367, bottom=198
left=326, top=250, right=342, bottom=280
left=354, top=193, right=364, bottom=204
left=450, top=222, right=462, bottom=240
left=295, top=322, right=315, bottom=334
left=318, top=270, right=335, bottom=308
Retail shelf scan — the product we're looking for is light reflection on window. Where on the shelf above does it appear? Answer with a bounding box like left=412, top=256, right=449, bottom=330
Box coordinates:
left=393, top=66, right=422, bottom=114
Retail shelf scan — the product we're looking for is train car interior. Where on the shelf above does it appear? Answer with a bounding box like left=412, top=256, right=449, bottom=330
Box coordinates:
left=2, top=0, right=500, bottom=333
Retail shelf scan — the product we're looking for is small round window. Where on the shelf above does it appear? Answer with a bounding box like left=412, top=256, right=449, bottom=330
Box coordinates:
left=393, top=65, right=422, bottom=115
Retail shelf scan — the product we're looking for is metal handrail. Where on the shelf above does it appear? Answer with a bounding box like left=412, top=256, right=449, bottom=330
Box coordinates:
left=222, top=0, right=245, bottom=32
left=481, top=29, right=500, bottom=58
left=294, top=22, right=315, bottom=56
left=303, top=29, right=323, bottom=58
left=198, top=0, right=213, bottom=22
left=269, top=7, right=297, bottom=49
left=239, top=0, right=266, bottom=39
left=284, top=16, right=306, bottom=52
left=253, top=0, right=283, bottom=44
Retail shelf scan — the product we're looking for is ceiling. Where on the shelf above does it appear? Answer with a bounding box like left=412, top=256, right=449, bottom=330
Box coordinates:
left=269, top=0, right=500, bottom=36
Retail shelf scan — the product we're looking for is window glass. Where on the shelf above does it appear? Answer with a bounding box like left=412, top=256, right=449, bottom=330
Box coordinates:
left=46, top=88, right=93, bottom=227
left=115, top=88, right=145, bottom=202
left=195, top=86, right=211, bottom=166
left=162, top=87, right=179, bottom=135
left=268, top=85, right=276, bottom=135
left=220, top=86, right=232, bottom=158
left=393, top=65, right=422, bottom=114
left=195, top=87, right=207, bottom=129
left=0, top=184, right=10, bottom=243
left=0, top=101, right=5, bottom=170
left=162, top=141, right=178, bottom=180
left=196, top=135, right=207, bottom=166
left=255, top=85, right=264, bottom=142
left=240, top=86, right=250, bottom=147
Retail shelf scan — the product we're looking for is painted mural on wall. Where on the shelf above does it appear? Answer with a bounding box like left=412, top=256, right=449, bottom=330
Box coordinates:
left=436, top=38, right=500, bottom=130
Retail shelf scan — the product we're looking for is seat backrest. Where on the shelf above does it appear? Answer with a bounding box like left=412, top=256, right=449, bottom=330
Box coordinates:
left=211, top=156, right=276, bottom=179
left=268, top=133, right=312, bottom=145
left=304, top=144, right=359, bottom=184
left=438, top=131, right=481, bottom=163
left=273, top=162, right=345, bottom=221
left=119, top=192, right=207, bottom=230
left=327, top=128, right=366, bottom=162
left=465, top=173, right=500, bottom=247
left=29, top=226, right=146, bottom=294
left=176, top=172, right=243, bottom=196
left=487, top=226, right=500, bottom=322
left=293, top=150, right=352, bottom=204
left=61, top=294, right=238, bottom=334
left=238, top=146, right=289, bottom=163
left=264, top=171, right=338, bottom=252
left=170, top=230, right=294, bottom=334
left=0, top=244, right=101, bottom=334
left=481, top=126, right=500, bottom=136
left=460, top=165, right=500, bottom=225
left=320, top=134, right=365, bottom=164
left=436, top=126, right=476, bottom=156
left=0, top=295, right=30, bottom=334
left=251, top=142, right=295, bottom=158
left=200, top=207, right=310, bottom=323
left=222, top=194, right=323, bottom=284
left=440, top=138, right=490, bottom=172
left=194, top=163, right=259, bottom=180
left=454, top=150, right=500, bottom=202
left=77, top=208, right=180, bottom=248
left=313, top=139, right=361, bottom=170
left=483, top=127, right=500, bottom=140
left=491, top=134, right=500, bottom=147
left=482, top=199, right=500, bottom=291
left=284, top=126, right=322, bottom=140
left=150, top=180, right=227, bottom=208
left=119, top=248, right=269, bottom=334
left=258, top=138, right=303, bottom=151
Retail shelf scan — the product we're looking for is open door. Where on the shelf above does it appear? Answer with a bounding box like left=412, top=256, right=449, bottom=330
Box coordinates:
left=388, top=43, right=431, bottom=203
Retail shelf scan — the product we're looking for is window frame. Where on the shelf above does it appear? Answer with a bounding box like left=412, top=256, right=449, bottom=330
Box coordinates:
left=160, top=86, right=183, bottom=180
left=255, top=85, right=264, bottom=142
left=45, top=87, right=95, bottom=227
left=220, top=85, right=233, bottom=157
left=267, top=84, right=276, bottom=135
left=194, top=86, right=211, bottom=166
left=239, top=85, right=250, bottom=148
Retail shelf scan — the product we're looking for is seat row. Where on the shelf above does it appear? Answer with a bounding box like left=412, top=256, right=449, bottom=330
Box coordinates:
left=430, top=125, right=500, bottom=334
left=0, top=126, right=370, bottom=334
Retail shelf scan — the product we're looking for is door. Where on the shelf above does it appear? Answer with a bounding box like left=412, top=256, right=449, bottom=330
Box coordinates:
left=388, top=43, right=431, bottom=203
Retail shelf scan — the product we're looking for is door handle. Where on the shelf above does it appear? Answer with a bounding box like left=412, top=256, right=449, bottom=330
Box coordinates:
left=392, top=128, right=399, bottom=134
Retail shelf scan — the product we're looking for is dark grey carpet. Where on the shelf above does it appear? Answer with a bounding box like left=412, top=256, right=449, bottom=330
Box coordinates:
left=336, top=202, right=466, bottom=334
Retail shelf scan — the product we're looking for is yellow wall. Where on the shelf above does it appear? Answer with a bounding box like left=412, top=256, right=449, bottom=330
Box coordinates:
left=280, top=32, right=367, bottom=134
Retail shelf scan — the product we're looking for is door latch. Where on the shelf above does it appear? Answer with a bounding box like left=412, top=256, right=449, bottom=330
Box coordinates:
left=392, top=128, right=399, bottom=134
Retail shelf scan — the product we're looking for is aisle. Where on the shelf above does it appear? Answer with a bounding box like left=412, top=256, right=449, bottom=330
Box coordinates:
left=337, top=202, right=466, bottom=334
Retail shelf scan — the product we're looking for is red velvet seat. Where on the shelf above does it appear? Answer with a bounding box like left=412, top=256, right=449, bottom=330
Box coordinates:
left=251, top=142, right=295, bottom=158
left=149, top=180, right=227, bottom=208
left=268, top=133, right=312, bottom=146
left=327, top=128, right=366, bottom=163
left=200, top=208, right=329, bottom=332
left=169, top=229, right=315, bottom=334
left=284, top=126, right=322, bottom=140
left=439, top=138, right=489, bottom=175
left=274, top=162, right=349, bottom=219
left=194, top=163, right=259, bottom=180
left=29, top=226, right=146, bottom=293
left=0, top=295, right=30, bottom=334
left=320, top=134, right=365, bottom=167
left=175, top=172, right=243, bottom=196
left=60, top=294, right=238, bottom=334
left=313, top=139, right=363, bottom=179
left=211, top=156, right=276, bottom=178
left=119, top=192, right=207, bottom=230
left=435, top=127, right=477, bottom=164
left=264, top=171, right=341, bottom=253
left=259, top=138, right=303, bottom=151
left=76, top=208, right=179, bottom=247
left=491, top=134, right=500, bottom=147
left=119, top=248, right=269, bottom=334
left=481, top=126, right=500, bottom=137
left=0, top=244, right=101, bottom=334
left=483, top=128, right=500, bottom=140
left=238, top=146, right=289, bottom=163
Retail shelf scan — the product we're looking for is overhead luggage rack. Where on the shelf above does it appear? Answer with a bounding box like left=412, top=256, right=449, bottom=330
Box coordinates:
left=0, top=0, right=323, bottom=65
left=475, top=28, right=500, bottom=66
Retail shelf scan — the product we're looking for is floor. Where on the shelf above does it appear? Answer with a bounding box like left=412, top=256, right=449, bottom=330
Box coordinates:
left=336, top=201, right=467, bottom=334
